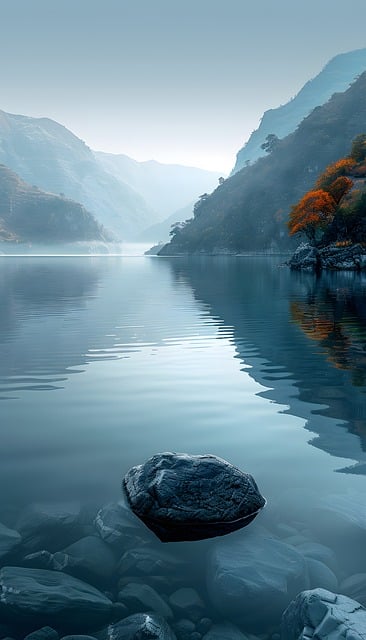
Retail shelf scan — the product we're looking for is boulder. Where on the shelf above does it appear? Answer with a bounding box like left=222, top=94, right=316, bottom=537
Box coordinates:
left=288, top=243, right=320, bottom=271
left=0, top=566, right=113, bottom=632
left=123, top=453, right=265, bottom=542
left=96, top=613, right=176, bottom=640
left=24, top=627, right=59, bottom=640
left=207, top=532, right=309, bottom=632
left=168, top=588, right=206, bottom=622
left=339, top=574, right=366, bottom=607
left=295, top=542, right=338, bottom=572
left=117, top=583, right=173, bottom=619
left=0, top=522, right=21, bottom=562
left=24, top=536, right=116, bottom=586
left=16, top=503, right=85, bottom=553
left=94, top=501, right=154, bottom=550
left=281, top=588, right=366, bottom=640
left=118, top=546, right=186, bottom=577
left=305, top=558, right=338, bottom=592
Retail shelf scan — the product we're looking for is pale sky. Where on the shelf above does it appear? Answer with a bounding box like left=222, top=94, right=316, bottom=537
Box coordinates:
left=1, top=0, right=366, bottom=172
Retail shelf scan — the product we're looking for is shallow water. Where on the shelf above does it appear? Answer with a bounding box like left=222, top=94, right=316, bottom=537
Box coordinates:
left=0, top=252, right=366, bottom=635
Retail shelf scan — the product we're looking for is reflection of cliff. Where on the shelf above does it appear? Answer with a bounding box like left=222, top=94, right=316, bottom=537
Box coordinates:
left=166, top=257, right=366, bottom=473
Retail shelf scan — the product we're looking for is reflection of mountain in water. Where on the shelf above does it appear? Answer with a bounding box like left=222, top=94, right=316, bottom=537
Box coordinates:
left=167, top=257, right=366, bottom=474
left=0, top=257, right=214, bottom=397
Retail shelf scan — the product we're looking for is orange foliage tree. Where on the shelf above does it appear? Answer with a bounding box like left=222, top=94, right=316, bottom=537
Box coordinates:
left=326, top=176, right=354, bottom=205
left=288, top=189, right=336, bottom=243
left=315, top=158, right=356, bottom=191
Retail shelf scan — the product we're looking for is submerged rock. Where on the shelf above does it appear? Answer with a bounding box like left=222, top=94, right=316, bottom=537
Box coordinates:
left=97, top=613, right=176, bottom=640
left=0, top=522, right=22, bottom=561
left=24, top=536, right=116, bottom=586
left=168, top=588, right=206, bottom=622
left=94, top=501, right=154, bottom=550
left=207, top=532, right=309, bottom=631
left=339, top=574, right=366, bottom=607
left=0, top=566, right=113, bottom=632
left=123, top=453, right=265, bottom=542
left=16, top=503, right=85, bottom=553
left=281, top=588, right=366, bottom=640
left=117, top=546, right=186, bottom=577
left=117, top=582, right=173, bottom=619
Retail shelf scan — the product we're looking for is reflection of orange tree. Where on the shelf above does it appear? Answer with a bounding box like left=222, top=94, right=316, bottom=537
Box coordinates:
left=291, top=300, right=351, bottom=371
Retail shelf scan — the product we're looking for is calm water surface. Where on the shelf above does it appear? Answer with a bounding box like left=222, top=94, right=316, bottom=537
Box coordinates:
left=1, top=251, right=366, bottom=629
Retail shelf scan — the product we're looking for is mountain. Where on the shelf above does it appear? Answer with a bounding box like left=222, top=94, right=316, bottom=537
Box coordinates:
left=232, top=48, right=366, bottom=174
left=0, top=110, right=155, bottom=239
left=160, top=71, right=366, bottom=255
left=0, top=164, right=105, bottom=243
left=95, top=152, right=221, bottom=220
left=137, top=202, right=194, bottom=243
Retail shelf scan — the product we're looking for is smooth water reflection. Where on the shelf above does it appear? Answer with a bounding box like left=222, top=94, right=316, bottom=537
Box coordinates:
left=0, top=255, right=365, bottom=512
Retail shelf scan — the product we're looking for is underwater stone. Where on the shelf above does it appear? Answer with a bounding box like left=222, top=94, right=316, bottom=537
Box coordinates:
left=281, top=588, right=366, bottom=640
left=16, top=503, right=85, bottom=553
left=94, top=501, right=155, bottom=550
left=97, top=613, right=176, bottom=640
left=0, top=523, right=21, bottom=562
left=24, top=627, right=59, bottom=640
left=117, top=582, right=173, bottom=619
left=0, top=567, right=113, bottom=632
left=123, top=452, right=265, bottom=542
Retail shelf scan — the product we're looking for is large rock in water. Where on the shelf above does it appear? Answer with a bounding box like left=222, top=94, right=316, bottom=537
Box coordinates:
left=0, top=567, right=113, bottom=632
left=97, top=613, right=176, bottom=640
left=123, top=453, right=265, bottom=542
left=281, top=588, right=366, bottom=640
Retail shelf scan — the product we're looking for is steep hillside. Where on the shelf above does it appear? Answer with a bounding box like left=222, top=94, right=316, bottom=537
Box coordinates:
left=95, top=152, right=221, bottom=219
left=0, top=110, right=154, bottom=239
left=160, top=72, right=366, bottom=255
left=137, top=203, right=194, bottom=243
left=0, top=164, right=105, bottom=243
left=232, top=48, right=366, bottom=173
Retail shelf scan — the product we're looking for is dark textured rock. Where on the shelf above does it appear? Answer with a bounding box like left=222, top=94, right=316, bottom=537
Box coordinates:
left=0, top=523, right=21, bottom=562
left=24, top=627, right=59, bottom=640
left=94, top=501, right=154, bottom=550
left=196, top=619, right=212, bottom=635
left=0, top=567, right=113, bottom=632
left=281, top=588, right=366, bottom=640
left=96, top=613, right=176, bottom=640
left=123, top=453, right=265, bottom=542
left=172, top=619, right=195, bottom=640
left=16, top=503, right=85, bottom=553
left=288, top=243, right=320, bottom=271
left=118, top=583, right=173, bottom=619
left=207, top=532, right=309, bottom=632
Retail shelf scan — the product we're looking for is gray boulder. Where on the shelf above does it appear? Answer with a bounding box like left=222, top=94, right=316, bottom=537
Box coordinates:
left=94, top=501, right=154, bottom=550
left=0, top=522, right=21, bottom=562
left=288, top=243, right=320, bottom=271
left=168, top=588, right=205, bottom=622
left=97, top=613, right=176, bottom=640
left=123, top=453, right=265, bottom=542
left=281, top=588, right=366, bottom=640
left=207, top=532, right=309, bottom=631
left=16, top=503, right=85, bottom=553
left=340, top=574, right=366, bottom=607
left=305, top=558, right=338, bottom=592
left=24, top=536, right=116, bottom=586
left=118, top=546, right=187, bottom=577
left=0, top=566, right=113, bottom=631
left=118, top=583, right=173, bottom=619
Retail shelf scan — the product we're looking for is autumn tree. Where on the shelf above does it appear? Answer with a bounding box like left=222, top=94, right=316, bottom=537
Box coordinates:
left=288, top=189, right=336, bottom=244
left=315, top=158, right=355, bottom=191
left=326, top=176, right=354, bottom=205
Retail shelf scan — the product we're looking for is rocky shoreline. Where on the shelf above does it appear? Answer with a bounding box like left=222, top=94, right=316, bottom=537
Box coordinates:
left=288, top=242, right=366, bottom=271
left=0, top=454, right=366, bottom=640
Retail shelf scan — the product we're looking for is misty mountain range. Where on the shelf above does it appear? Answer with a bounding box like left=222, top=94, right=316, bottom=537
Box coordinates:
left=0, top=110, right=219, bottom=243
left=1, top=48, right=366, bottom=246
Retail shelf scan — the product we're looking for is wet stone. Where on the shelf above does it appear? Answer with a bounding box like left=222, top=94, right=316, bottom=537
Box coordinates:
left=123, top=452, right=265, bottom=542
left=94, top=502, right=155, bottom=551
left=0, top=523, right=22, bottom=563
left=118, top=546, right=187, bottom=577
left=168, top=588, right=206, bottom=622
left=16, top=503, right=85, bottom=553
left=117, top=583, right=174, bottom=619
left=172, top=619, right=196, bottom=640
left=96, top=613, right=176, bottom=640
left=0, top=566, right=113, bottom=632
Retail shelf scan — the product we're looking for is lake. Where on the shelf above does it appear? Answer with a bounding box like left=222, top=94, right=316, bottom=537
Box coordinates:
left=0, top=250, right=366, bottom=636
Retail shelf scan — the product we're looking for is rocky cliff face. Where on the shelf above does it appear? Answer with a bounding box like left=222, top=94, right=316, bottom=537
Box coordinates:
left=232, top=48, right=366, bottom=174
left=0, top=110, right=154, bottom=239
left=0, top=164, right=105, bottom=243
